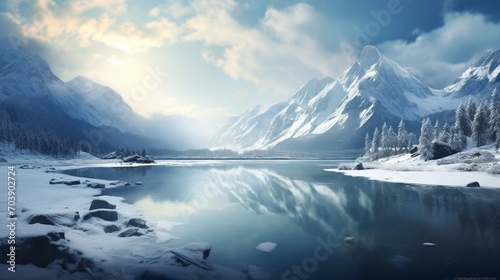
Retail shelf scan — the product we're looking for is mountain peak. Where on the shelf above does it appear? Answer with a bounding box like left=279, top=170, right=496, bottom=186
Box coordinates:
left=357, top=45, right=382, bottom=69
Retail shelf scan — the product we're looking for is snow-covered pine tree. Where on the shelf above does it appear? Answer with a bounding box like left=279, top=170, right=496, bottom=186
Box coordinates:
left=455, top=102, right=472, bottom=137
left=489, top=89, right=500, bottom=149
left=371, top=127, right=380, bottom=160
left=381, top=123, right=389, bottom=157
left=388, top=126, right=397, bottom=156
left=466, top=97, right=477, bottom=125
left=433, top=120, right=440, bottom=140
left=472, top=103, right=489, bottom=147
left=397, top=119, right=408, bottom=153
left=438, top=123, right=451, bottom=143
left=364, top=132, right=371, bottom=157
left=419, top=118, right=434, bottom=161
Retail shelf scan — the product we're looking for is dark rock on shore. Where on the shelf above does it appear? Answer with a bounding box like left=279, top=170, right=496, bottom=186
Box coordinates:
left=87, top=182, right=105, bottom=189
left=0, top=232, right=66, bottom=268
left=50, top=178, right=81, bottom=185
left=466, top=181, right=480, bottom=188
left=89, top=199, right=116, bottom=211
left=431, top=141, right=459, bottom=160
left=353, top=163, right=364, bottom=170
left=28, top=212, right=80, bottom=226
left=123, top=155, right=155, bottom=164
left=83, top=210, right=118, bottom=222
left=127, top=218, right=148, bottom=229
left=104, top=225, right=121, bottom=233
left=118, top=228, right=145, bottom=237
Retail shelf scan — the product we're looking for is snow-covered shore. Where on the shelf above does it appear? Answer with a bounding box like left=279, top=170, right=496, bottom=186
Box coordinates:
left=327, top=146, right=500, bottom=188
left=0, top=152, right=255, bottom=279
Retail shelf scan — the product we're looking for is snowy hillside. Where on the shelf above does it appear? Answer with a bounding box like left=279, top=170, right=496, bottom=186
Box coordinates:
left=444, top=49, right=500, bottom=100
left=211, top=46, right=500, bottom=152
left=0, top=47, right=209, bottom=152
left=67, top=76, right=146, bottom=134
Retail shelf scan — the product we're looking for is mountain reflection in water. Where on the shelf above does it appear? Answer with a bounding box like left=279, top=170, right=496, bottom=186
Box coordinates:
left=65, top=162, right=500, bottom=279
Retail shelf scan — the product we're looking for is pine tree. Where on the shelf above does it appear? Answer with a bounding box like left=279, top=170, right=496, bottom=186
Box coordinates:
left=433, top=120, right=440, bottom=141
left=438, top=123, right=451, bottom=143
left=472, top=103, right=489, bottom=147
left=466, top=97, right=477, bottom=125
left=387, top=126, right=397, bottom=156
left=397, top=119, right=408, bottom=153
left=381, top=123, right=389, bottom=157
left=489, top=89, right=500, bottom=149
left=455, top=102, right=472, bottom=137
left=371, top=127, right=380, bottom=160
left=364, top=132, right=371, bottom=157
left=419, top=118, right=434, bottom=161
left=141, top=147, right=147, bottom=157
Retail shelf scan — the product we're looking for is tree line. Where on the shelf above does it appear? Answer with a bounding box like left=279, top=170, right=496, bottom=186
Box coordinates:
left=364, top=89, right=500, bottom=161
left=0, top=108, right=82, bottom=158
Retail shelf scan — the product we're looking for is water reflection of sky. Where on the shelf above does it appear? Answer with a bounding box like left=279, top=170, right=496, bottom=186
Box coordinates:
left=64, top=161, right=500, bottom=280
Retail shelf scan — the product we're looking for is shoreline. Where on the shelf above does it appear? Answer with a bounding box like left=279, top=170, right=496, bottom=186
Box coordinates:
left=0, top=160, right=252, bottom=279
left=327, top=168, right=500, bottom=188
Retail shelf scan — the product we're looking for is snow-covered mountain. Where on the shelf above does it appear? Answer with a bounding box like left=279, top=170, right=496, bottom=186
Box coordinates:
left=444, top=49, right=500, bottom=100
left=0, top=47, right=208, bottom=151
left=67, top=76, right=145, bottom=133
left=0, top=47, right=142, bottom=134
left=211, top=46, right=499, bottom=152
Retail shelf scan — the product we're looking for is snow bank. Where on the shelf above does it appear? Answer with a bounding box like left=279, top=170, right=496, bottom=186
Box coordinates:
left=0, top=162, right=253, bottom=279
left=328, top=147, right=500, bottom=188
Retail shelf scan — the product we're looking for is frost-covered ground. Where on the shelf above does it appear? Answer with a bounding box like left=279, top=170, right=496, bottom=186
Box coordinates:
left=0, top=149, right=260, bottom=280
left=327, top=145, right=500, bottom=188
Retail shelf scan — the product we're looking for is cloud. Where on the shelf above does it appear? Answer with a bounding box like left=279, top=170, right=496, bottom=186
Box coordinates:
left=377, top=12, right=500, bottom=88
left=183, top=2, right=352, bottom=95
left=4, top=0, right=180, bottom=54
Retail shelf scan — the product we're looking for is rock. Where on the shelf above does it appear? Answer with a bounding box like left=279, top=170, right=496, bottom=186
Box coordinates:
left=83, top=210, right=118, bottom=222
left=352, top=163, right=364, bottom=170
left=466, top=181, right=480, bottom=188
left=135, top=182, right=143, bottom=185
left=431, top=141, right=459, bottom=160
left=104, top=225, right=121, bottom=233
left=178, top=242, right=212, bottom=260
left=28, top=212, right=80, bottom=226
left=123, top=155, right=155, bottom=164
left=28, top=215, right=55, bottom=226
left=118, top=228, right=144, bottom=237
left=409, top=146, right=418, bottom=154
left=49, top=178, right=81, bottom=185
left=127, top=218, right=148, bottom=229
left=0, top=232, right=66, bottom=268
left=87, top=183, right=105, bottom=189
left=89, top=199, right=116, bottom=211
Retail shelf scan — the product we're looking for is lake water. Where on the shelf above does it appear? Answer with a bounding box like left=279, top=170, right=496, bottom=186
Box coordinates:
left=64, top=160, right=500, bottom=279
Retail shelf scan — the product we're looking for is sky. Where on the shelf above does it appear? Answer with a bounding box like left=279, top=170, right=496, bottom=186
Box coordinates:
left=1, top=0, right=500, bottom=130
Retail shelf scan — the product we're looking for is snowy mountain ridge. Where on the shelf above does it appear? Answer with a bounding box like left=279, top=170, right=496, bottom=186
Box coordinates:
left=211, top=46, right=500, bottom=151
left=0, top=47, right=208, bottom=151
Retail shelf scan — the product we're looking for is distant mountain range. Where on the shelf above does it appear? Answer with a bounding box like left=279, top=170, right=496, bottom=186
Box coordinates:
left=0, top=47, right=208, bottom=153
left=210, top=45, right=500, bottom=152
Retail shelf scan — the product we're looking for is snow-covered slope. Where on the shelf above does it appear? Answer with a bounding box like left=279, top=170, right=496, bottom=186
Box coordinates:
left=0, top=47, right=141, bottom=133
left=0, top=47, right=210, bottom=151
left=67, top=76, right=145, bottom=133
left=211, top=46, right=498, bottom=152
left=444, top=49, right=500, bottom=100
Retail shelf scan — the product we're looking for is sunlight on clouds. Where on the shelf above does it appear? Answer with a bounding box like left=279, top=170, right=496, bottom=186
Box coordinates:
left=149, top=7, right=160, bottom=17
left=7, top=0, right=180, bottom=54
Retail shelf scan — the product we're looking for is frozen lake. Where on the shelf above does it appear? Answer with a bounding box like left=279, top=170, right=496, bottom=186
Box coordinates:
left=64, top=160, right=500, bottom=279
